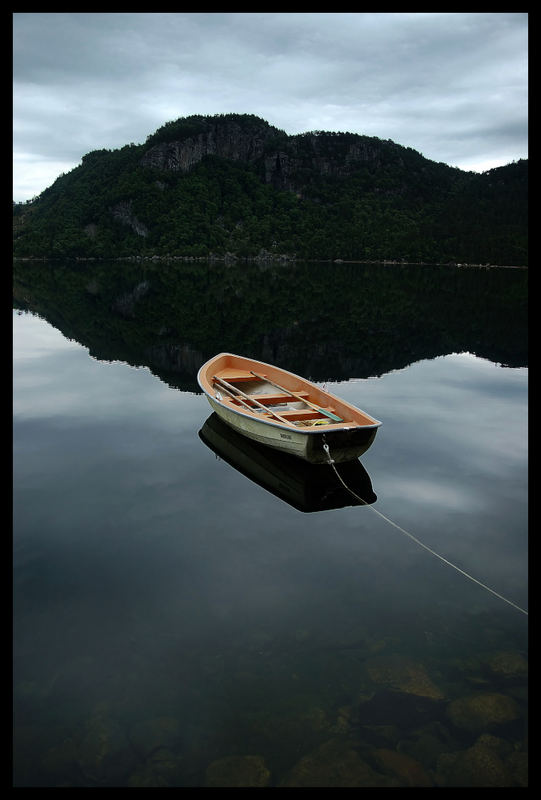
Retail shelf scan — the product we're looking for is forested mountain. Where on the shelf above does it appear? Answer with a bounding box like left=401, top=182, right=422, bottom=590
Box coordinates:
left=13, top=113, right=528, bottom=265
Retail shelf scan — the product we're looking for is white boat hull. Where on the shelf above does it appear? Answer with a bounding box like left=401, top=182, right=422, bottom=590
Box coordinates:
left=208, top=395, right=311, bottom=459
left=206, top=395, right=377, bottom=464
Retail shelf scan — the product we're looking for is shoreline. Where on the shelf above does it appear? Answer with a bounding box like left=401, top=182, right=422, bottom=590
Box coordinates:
left=13, top=255, right=528, bottom=269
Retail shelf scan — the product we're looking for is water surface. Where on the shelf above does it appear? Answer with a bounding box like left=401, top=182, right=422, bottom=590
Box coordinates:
left=13, top=262, right=528, bottom=787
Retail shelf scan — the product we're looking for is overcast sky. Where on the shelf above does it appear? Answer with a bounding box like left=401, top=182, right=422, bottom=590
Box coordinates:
left=13, top=12, right=528, bottom=203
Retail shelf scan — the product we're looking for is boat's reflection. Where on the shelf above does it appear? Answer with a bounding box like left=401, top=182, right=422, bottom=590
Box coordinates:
left=199, top=413, right=377, bottom=513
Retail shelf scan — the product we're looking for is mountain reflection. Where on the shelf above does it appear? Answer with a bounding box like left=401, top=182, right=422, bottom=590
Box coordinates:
left=199, top=412, right=376, bottom=513
left=13, top=258, right=527, bottom=390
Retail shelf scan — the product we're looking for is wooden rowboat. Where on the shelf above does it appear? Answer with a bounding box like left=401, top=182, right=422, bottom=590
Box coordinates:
left=197, top=353, right=381, bottom=464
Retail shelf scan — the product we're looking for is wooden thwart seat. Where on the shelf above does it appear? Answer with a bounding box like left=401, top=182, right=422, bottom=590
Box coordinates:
left=270, top=409, right=326, bottom=421
left=215, top=368, right=261, bottom=382
left=223, top=396, right=340, bottom=423
left=246, top=391, right=310, bottom=404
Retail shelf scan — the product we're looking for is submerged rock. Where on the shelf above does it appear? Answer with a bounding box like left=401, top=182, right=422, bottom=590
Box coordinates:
left=238, top=706, right=331, bottom=779
left=485, top=651, right=528, bottom=681
left=356, top=689, right=443, bottom=730
left=446, top=692, right=520, bottom=734
left=396, top=721, right=459, bottom=768
left=371, top=747, right=433, bottom=786
left=435, top=738, right=517, bottom=787
left=364, top=653, right=444, bottom=700
left=204, top=755, right=271, bottom=787
left=332, top=705, right=354, bottom=735
left=128, top=716, right=181, bottom=759
left=358, top=723, right=402, bottom=748
left=128, top=748, right=184, bottom=787
left=41, top=737, right=79, bottom=780
left=506, top=750, right=528, bottom=787
left=76, top=705, right=136, bottom=785
left=280, top=738, right=399, bottom=787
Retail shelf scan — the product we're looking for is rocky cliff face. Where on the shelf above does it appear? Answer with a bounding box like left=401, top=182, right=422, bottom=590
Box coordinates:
left=141, top=119, right=397, bottom=192
left=141, top=118, right=274, bottom=173
left=111, top=201, right=148, bottom=237
left=264, top=136, right=394, bottom=191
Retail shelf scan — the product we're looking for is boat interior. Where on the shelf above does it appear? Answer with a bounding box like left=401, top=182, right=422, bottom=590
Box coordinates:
left=211, top=366, right=353, bottom=428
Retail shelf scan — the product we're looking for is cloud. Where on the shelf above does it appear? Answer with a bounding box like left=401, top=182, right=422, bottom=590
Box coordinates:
left=13, top=12, right=528, bottom=201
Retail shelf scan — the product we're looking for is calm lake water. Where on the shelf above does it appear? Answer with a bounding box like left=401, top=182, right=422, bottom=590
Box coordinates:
left=13, top=261, right=527, bottom=787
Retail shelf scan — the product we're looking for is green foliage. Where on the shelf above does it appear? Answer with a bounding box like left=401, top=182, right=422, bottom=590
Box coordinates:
left=145, top=113, right=286, bottom=147
left=13, top=114, right=528, bottom=265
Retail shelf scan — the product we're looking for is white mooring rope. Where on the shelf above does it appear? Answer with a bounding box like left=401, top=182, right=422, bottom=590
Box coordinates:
left=322, top=442, right=528, bottom=617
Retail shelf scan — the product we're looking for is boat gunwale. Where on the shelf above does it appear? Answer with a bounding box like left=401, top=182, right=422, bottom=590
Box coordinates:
left=197, top=352, right=382, bottom=435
